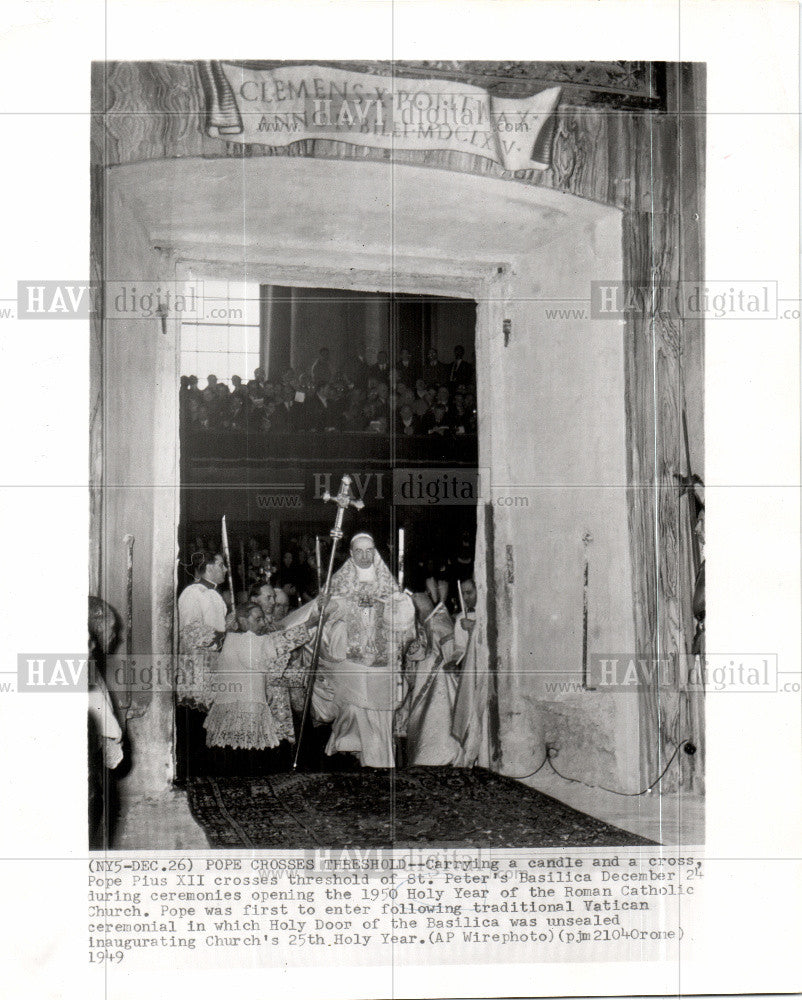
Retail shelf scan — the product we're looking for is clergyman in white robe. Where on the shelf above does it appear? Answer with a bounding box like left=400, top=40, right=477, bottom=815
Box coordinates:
left=295, top=534, right=415, bottom=767
left=403, top=596, right=461, bottom=766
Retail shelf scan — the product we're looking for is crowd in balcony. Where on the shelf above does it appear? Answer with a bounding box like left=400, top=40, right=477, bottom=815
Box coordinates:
left=180, top=344, right=477, bottom=437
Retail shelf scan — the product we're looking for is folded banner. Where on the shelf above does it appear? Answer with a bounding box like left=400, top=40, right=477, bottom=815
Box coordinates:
left=199, top=62, right=561, bottom=172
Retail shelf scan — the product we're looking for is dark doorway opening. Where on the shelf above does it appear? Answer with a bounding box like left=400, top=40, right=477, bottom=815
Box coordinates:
left=175, top=285, right=478, bottom=782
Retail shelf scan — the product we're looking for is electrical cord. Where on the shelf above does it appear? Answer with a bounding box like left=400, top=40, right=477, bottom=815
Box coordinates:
left=503, top=739, right=695, bottom=796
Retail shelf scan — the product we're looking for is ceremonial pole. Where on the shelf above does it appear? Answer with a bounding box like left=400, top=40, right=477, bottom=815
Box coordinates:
left=315, top=535, right=323, bottom=593
left=123, top=534, right=134, bottom=656
left=397, top=527, right=405, bottom=591
left=293, top=475, right=364, bottom=770
left=220, top=515, right=235, bottom=613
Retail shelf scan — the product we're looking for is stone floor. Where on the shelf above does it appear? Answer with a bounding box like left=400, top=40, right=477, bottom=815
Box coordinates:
left=524, top=771, right=704, bottom=846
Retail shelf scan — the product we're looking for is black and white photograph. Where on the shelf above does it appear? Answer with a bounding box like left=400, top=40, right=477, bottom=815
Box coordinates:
left=2, top=2, right=800, bottom=998
left=89, top=57, right=706, bottom=852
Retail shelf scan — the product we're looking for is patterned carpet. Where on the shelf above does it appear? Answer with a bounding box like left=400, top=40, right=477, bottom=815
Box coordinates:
left=186, top=767, right=656, bottom=848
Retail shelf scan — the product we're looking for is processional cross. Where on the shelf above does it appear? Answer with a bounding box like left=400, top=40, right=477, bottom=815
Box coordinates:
left=292, top=475, right=365, bottom=770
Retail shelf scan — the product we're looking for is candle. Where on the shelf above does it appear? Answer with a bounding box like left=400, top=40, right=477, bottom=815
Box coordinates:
left=398, top=528, right=405, bottom=590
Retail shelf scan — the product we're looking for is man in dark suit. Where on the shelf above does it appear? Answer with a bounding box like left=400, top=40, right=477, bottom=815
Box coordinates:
left=367, top=349, right=390, bottom=383
left=422, top=347, right=449, bottom=389
left=271, top=384, right=302, bottom=432
left=448, top=345, right=474, bottom=389
left=397, top=347, right=419, bottom=387
left=305, top=382, right=341, bottom=432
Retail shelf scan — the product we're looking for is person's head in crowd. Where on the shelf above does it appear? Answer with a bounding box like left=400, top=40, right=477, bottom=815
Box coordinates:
left=216, top=382, right=230, bottom=396
left=282, top=384, right=295, bottom=405
left=317, top=381, right=332, bottom=401
left=399, top=404, right=414, bottom=427
left=247, top=379, right=265, bottom=402
left=432, top=403, right=448, bottom=425
left=298, top=371, right=313, bottom=391
left=231, top=374, right=242, bottom=389
left=180, top=375, right=190, bottom=390
left=317, top=347, right=330, bottom=364
left=273, top=588, right=290, bottom=621
left=436, top=385, right=450, bottom=407
left=375, top=381, right=389, bottom=403
left=427, top=347, right=440, bottom=365
left=415, top=378, right=426, bottom=398
left=453, top=391, right=466, bottom=413
left=453, top=344, right=465, bottom=361
left=196, top=551, right=227, bottom=587
left=206, top=374, right=218, bottom=389
left=465, top=390, right=476, bottom=410
left=249, top=582, right=275, bottom=618
left=281, top=368, right=296, bottom=387
left=89, top=596, right=119, bottom=655
left=400, top=347, right=412, bottom=367
left=253, top=367, right=266, bottom=383
left=376, top=350, right=389, bottom=369
left=188, top=375, right=199, bottom=389
left=282, top=550, right=294, bottom=569
left=460, top=578, right=477, bottom=613
left=411, top=394, right=428, bottom=417
left=236, top=602, right=265, bottom=634
left=424, top=388, right=436, bottom=405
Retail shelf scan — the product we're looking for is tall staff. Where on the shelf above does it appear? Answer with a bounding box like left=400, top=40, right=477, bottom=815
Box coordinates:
left=293, top=475, right=364, bottom=770
left=220, top=515, right=235, bottom=613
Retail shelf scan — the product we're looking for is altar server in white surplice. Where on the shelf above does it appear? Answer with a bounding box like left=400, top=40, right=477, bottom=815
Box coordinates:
left=177, top=551, right=228, bottom=708
left=204, top=603, right=315, bottom=751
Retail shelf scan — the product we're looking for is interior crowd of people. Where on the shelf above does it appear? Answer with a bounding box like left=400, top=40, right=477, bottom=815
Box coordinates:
left=180, top=344, right=477, bottom=437
left=184, top=528, right=476, bottom=617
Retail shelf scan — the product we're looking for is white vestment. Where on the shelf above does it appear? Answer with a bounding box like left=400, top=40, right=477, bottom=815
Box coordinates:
left=299, top=553, right=413, bottom=767
left=404, top=603, right=461, bottom=766
left=451, top=622, right=490, bottom=768
left=204, top=624, right=309, bottom=749
left=177, top=581, right=227, bottom=708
